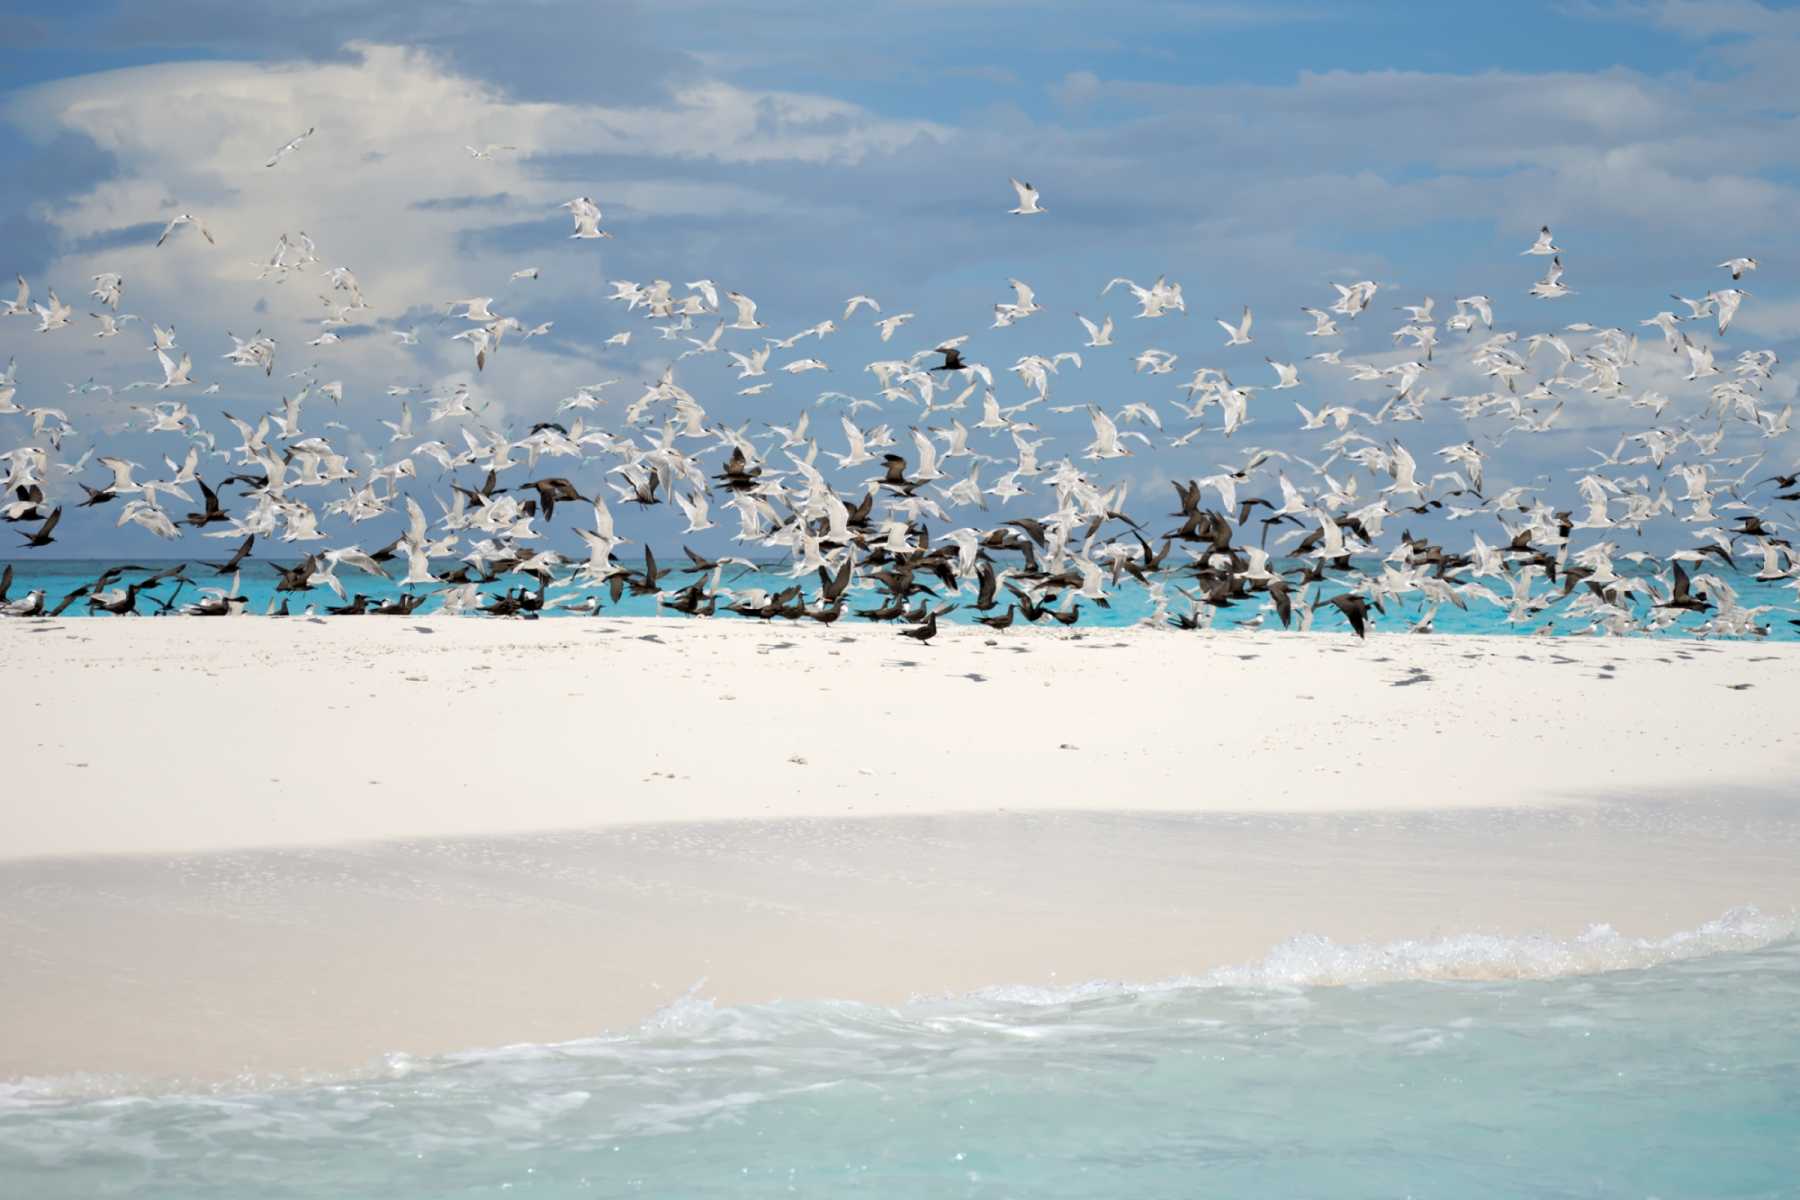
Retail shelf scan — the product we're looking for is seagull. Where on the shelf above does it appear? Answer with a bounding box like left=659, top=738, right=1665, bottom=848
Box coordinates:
left=1529, top=257, right=1572, bottom=299
left=1718, top=257, right=1757, bottom=280
left=265, top=126, right=315, bottom=167
left=1521, top=225, right=1559, bottom=256
left=1265, top=358, right=1300, bottom=389
left=1301, top=307, right=1339, bottom=337
left=156, top=349, right=194, bottom=388
left=1084, top=404, right=1148, bottom=459
left=1077, top=313, right=1114, bottom=347
left=1709, top=288, right=1748, bottom=335
left=875, top=312, right=914, bottom=341
left=726, top=291, right=764, bottom=330
left=844, top=295, right=881, bottom=319
left=91, top=312, right=137, bottom=338
left=1454, top=294, right=1494, bottom=327
left=1217, top=306, right=1253, bottom=346
left=32, top=291, right=72, bottom=332
left=156, top=212, right=215, bottom=247
left=997, top=277, right=1043, bottom=320
left=450, top=296, right=498, bottom=321
left=1008, top=178, right=1045, bottom=215
left=562, top=196, right=612, bottom=239
left=90, top=273, right=123, bottom=309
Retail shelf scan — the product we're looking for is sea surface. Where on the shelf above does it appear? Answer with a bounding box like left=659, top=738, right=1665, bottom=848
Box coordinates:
left=3, top=557, right=1797, bottom=638
left=3, top=917, right=1797, bottom=1198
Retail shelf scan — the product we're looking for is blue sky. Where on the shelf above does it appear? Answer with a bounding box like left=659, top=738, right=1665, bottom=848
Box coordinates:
left=1, top=0, right=1796, bottom=557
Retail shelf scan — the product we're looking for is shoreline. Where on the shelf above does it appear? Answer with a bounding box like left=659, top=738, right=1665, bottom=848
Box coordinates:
left=4, top=804, right=1798, bottom=1089
left=4, top=619, right=1798, bottom=1086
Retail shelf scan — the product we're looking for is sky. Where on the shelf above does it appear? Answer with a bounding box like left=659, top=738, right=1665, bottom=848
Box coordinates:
left=0, top=0, right=1796, bottom=558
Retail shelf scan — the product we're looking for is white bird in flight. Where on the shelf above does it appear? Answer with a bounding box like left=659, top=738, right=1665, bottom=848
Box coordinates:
left=1265, top=358, right=1300, bottom=389
left=90, top=273, right=123, bottom=309
left=156, top=212, right=215, bottom=247
left=265, top=126, right=315, bottom=168
left=563, top=196, right=612, bottom=240
left=1529, top=256, right=1572, bottom=299
left=726, top=291, right=764, bottom=330
left=1521, top=224, right=1559, bottom=256
left=1008, top=178, right=1046, bottom=215
left=1217, top=306, right=1253, bottom=346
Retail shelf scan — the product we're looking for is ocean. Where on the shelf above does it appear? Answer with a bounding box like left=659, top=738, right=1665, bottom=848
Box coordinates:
left=3, top=557, right=1796, bottom=638
left=4, top=918, right=1797, bottom=1198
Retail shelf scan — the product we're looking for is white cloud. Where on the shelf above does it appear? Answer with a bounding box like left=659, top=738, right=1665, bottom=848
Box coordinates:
left=0, top=42, right=950, bottom=436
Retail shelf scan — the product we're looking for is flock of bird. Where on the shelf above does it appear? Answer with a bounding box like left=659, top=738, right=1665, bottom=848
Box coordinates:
left=0, top=147, right=1795, bottom=642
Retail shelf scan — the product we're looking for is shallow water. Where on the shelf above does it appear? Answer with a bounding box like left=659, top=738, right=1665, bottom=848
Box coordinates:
left=3, top=556, right=1795, bottom=638
left=5, top=921, right=1797, bottom=1198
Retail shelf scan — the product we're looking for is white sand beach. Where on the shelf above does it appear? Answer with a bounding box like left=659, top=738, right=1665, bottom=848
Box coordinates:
left=3, top=620, right=1799, bottom=1085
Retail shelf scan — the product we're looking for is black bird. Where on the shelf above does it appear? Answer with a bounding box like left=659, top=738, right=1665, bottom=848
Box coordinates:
left=515, top=477, right=588, bottom=522
left=77, top=484, right=116, bottom=508
left=622, top=470, right=662, bottom=507
left=1119, top=533, right=1171, bottom=585
left=972, top=561, right=1001, bottom=610
left=1658, top=562, right=1711, bottom=614
left=19, top=506, right=60, bottom=548
left=47, top=585, right=90, bottom=616
left=4, top=483, right=47, bottom=521
left=138, top=563, right=189, bottom=589
left=182, top=477, right=230, bottom=528
left=817, top=556, right=855, bottom=604
left=86, top=582, right=143, bottom=616
left=664, top=581, right=712, bottom=616
left=712, top=446, right=762, bottom=493
left=627, top=547, right=667, bottom=597
left=1005, top=516, right=1050, bottom=549
left=854, top=595, right=905, bottom=621
left=202, top=534, right=255, bottom=575
left=1314, top=592, right=1376, bottom=639
left=1006, top=583, right=1053, bottom=622
left=975, top=604, right=1016, bottom=631
left=274, top=555, right=321, bottom=593
left=927, top=345, right=968, bottom=373
left=899, top=609, right=942, bottom=642
left=1265, top=577, right=1294, bottom=629
left=877, top=454, right=920, bottom=496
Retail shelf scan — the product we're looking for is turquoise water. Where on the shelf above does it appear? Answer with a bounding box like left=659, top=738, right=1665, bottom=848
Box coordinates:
left=5, top=926, right=1798, bottom=1198
left=3, top=557, right=1797, bottom=638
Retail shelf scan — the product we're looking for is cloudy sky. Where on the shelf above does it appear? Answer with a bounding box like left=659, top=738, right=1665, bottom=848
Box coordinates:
left=1, top=0, right=1795, bottom=555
